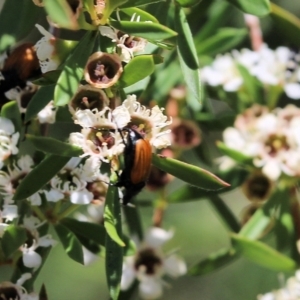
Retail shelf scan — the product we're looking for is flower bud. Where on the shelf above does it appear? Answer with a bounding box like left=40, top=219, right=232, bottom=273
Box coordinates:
left=84, top=52, right=123, bottom=88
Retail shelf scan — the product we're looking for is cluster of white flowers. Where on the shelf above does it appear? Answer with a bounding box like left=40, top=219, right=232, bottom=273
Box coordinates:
left=221, top=104, right=300, bottom=181
left=201, top=45, right=300, bottom=99
left=69, top=94, right=172, bottom=162
left=121, top=227, right=186, bottom=299
left=0, top=273, right=39, bottom=300
left=258, top=270, right=300, bottom=300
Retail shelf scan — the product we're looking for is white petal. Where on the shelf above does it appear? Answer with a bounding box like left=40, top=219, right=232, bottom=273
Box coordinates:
left=139, top=277, right=163, bottom=300
left=0, top=117, right=15, bottom=135
left=16, top=273, right=32, bottom=286
left=164, top=254, right=187, bottom=277
left=2, top=204, right=18, bottom=220
left=83, top=246, right=99, bottom=266
left=285, top=83, right=300, bottom=99
left=28, top=193, right=42, bottom=206
left=38, top=234, right=57, bottom=247
left=70, top=189, right=93, bottom=204
left=145, top=227, right=174, bottom=248
left=44, top=189, right=64, bottom=202
left=121, top=258, right=136, bottom=290
left=262, top=160, right=281, bottom=181
left=99, top=26, right=118, bottom=40
left=23, top=249, right=42, bottom=268
left=223, top=77, right=243, bottom=92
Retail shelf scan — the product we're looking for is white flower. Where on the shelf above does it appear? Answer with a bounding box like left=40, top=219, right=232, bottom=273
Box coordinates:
left=0, top=155, right=34, bottom=204
left=121, top=227, right=186, bottom=299
left=0, top=273, right=39, bottom=300
left=50, top=157, right=103, bottom=205
left=119, top=95, right=172, bottom=149
left=37, top=100, right=57, bottom=123
left=221, top=104, right=300, bottom=180
left=99, top=18, right=147, bottom=63
left=0, top=117, right=19, bottom=167
left=34, top=24, right=59, bottom=73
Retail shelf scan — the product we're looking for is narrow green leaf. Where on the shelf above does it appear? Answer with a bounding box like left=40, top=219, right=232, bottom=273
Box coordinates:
left=109, top=20, right=178, bottom=41
left=231, top=233, right=296, bottom=271
left=270, top=3, right=300, bottom=46
left=26, top=135, right=83, bottom=157
left=121, top=0, right=164, bottom=8
left=0, top=0, right=40, bottom=51
left=177, top=51, right=202, bottom=110
left=104, top=186, right=125, bottom=247
left=121, top=8, right=159, bottom=23
left=237, top=64, right=262, bottom=103
left=152, top=154, right=230, bottom=190
left=43, top=0, right=79, bottom=30
left=176, top=0, right=202, bottom=8
left=239, top=188, right=284, bottom=239
left=105, top=185, right=124, bottom=300
left=61, top=218, right=106, bottom=246
left=13, top=155, right=70, bottom=200
left=226, top=0, right=270, bottom=16
left=54, top=223, right=84, bottom=264
left=1, top=225, right=27, bottom=258
left=101, top=0, right=128, bottom=25
left=1, top=101, right=22, bottom=135
left=31, top=71, right=61, bottom=86
left=120, top=55, right=163, bottom=87
left=208, top=195, right=240, bottom=233
left=216, top=141, right=253, bottom=165
left=189, top=247, right=238, bottom=276
left=168, top=185, right=212, bottom=203
left=197, top=28, right=247, bottom=56
left=274, top=195, right=296, bottom=253
left=174, top=7, right=202, bottom=110
left=25, top=85, right=55, bottom=123
left=54, top=30, right=97, bottom=106
left=175, top=6, right=198, bottom=69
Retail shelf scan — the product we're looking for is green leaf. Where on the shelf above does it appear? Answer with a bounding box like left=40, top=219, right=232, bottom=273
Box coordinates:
left=121, top=8, right=159, bottom=23
left=231, top=233, right=296, bottom=271
left=226, top=0, right=270, bottom=16
left=54, top=223, right=84, bottom=264
left=61, top=218, right=106, bottom=246
left=270, top=3, right=300, bottom=46
left=104, top=185, right=125, bottom=247
left=175, top=6, right=198, bottom=69
left=208, top=195, right=240, bottom=233
left=101, top=0, right=128, bottom=25
left=189, top=247, right=238, bottom=276
left=26, top=135, right=83, bottom=157
left=120, top=55, right=163, bottom=87
left=176, top=0, right=202, bottom=8
left=274, top=195, right=296, bottom=253
left=25, top=85, right=55, bottom=123
left=174, top=7, right=202, bottom=110
left=120, top=0, right=164, bottom=8
left=31, top=71, right=62, bottom=86
left=197, top=28, right=247, bottom=56
left=237, top=64, right=262, bottom=103
left=168, top=185, right=210, bottom=203
left=109, top=20, right=178, bottom=41
left=1, top=225, right=27, bottom=258
left=152, top=154, right=230, bottom=190
left=239, top=188, right=284, bottom=239
left=0, top=0, right=40, bottom=52
left=1, top=101, right=22, bottom=135
left=54, top=30, right=97, bottom=106
left=13, top=155, right=70, bottom=200
left=216, top=141, right=253, bottom=165
left=43, top=0, right=79, bottom=30
left=105, top=185, right=124, bottom=300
